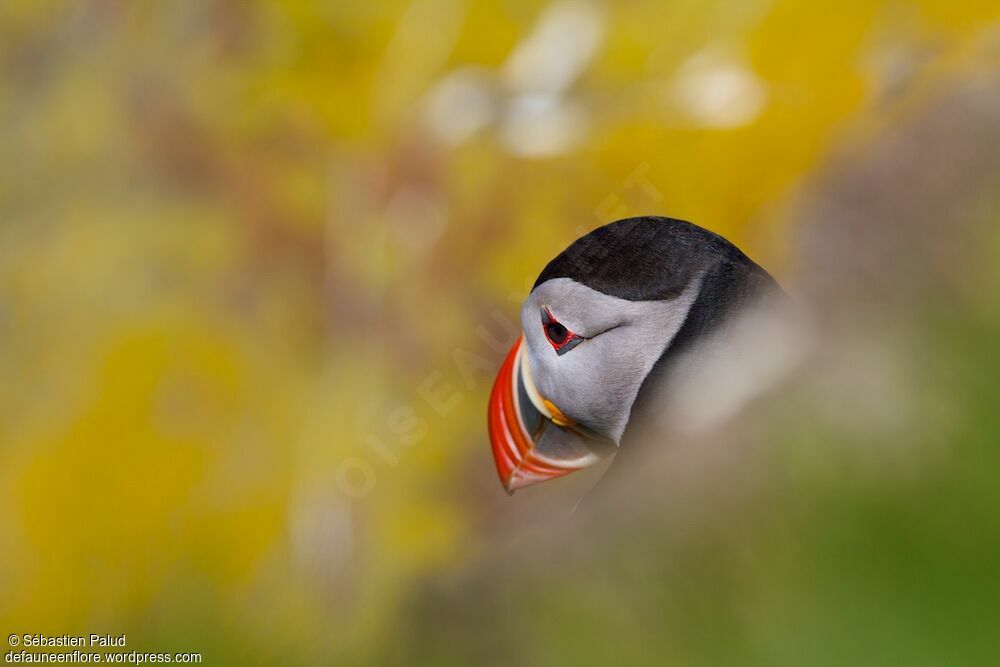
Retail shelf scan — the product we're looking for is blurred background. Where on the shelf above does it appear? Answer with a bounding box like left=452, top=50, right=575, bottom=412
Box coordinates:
left=2, top=1, right=1000, bottom=665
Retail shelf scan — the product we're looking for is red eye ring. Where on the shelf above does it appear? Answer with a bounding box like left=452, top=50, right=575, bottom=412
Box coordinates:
left=541, top=307, right=583, bottom=355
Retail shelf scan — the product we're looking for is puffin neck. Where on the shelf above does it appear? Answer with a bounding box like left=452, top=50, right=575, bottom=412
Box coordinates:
left=625, top=256, right=782, bottom=444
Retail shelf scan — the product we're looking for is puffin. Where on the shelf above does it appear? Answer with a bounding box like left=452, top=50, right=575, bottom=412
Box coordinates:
left=488, top=216, right=783, bottom=493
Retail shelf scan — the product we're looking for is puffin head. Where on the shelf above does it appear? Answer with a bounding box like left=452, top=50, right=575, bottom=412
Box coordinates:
left=488, top=216, right=780, bottom=493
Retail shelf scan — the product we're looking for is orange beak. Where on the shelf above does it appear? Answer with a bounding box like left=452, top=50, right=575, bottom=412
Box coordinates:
left=488, top=335, right=613, bottom=493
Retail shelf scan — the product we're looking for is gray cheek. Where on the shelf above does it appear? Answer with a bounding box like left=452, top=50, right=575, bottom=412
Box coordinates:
left=520, top=298, right=565, bottom=401
left=524, top=336, right=563, bottom=401
left=520, top=294, right=645, bottom=441
left=518, top=277, right=701, bottom=443
left=521, top=325, right=644, bottom=442
left=560, top=331, right=650, bottom=439
left=519, top=311, right=578, bottom=414
left=520, top=296, right=551, bottom=376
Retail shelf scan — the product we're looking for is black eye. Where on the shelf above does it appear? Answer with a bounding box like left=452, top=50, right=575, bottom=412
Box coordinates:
left=540, top=307, right=583, bottom=355
left=545, top=322, right=568, bottom=344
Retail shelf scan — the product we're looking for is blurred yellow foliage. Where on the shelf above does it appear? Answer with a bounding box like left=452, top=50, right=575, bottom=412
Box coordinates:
left=1, top=0, right=999, bottom=663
